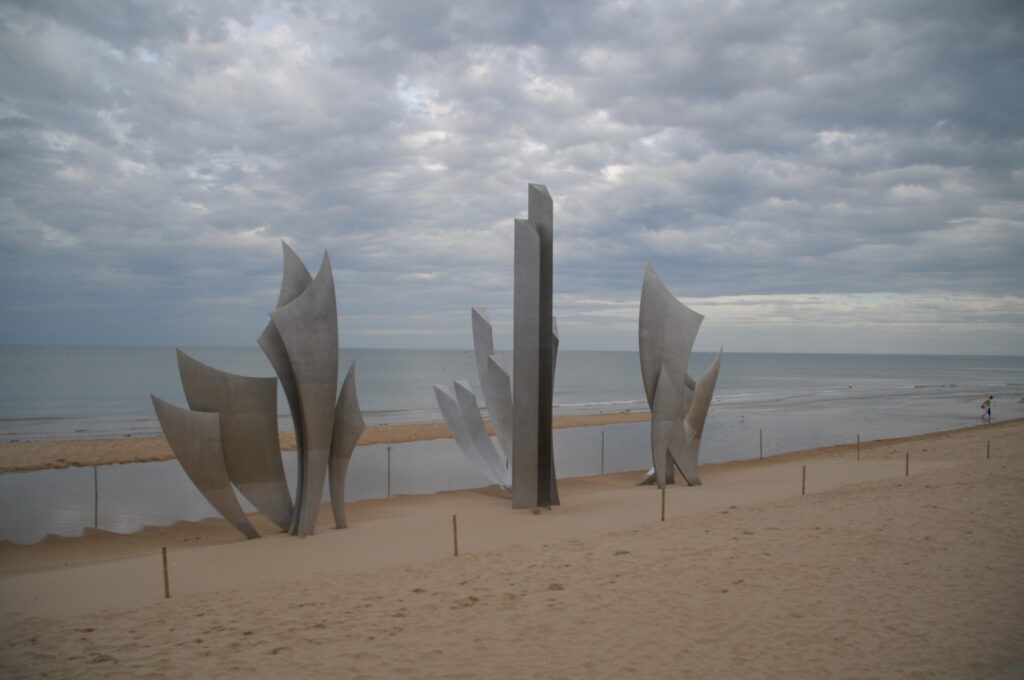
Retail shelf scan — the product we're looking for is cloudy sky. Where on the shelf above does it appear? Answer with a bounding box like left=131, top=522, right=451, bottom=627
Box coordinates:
left=2, top=0, right=1022, bottom=354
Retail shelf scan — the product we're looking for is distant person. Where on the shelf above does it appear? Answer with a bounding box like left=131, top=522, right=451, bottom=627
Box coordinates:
left=980, top=395, right=993, bottom=422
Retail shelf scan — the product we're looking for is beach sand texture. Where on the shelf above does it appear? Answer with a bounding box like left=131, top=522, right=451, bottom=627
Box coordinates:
left=0, top=419, right=1021, bottom=679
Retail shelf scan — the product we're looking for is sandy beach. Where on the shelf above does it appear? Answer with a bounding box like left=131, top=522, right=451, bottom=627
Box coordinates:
left=0, top=418, right=1021, bottom=678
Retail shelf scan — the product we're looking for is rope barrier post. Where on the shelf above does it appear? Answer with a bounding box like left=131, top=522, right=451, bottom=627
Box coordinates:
left=600, top=430, right=605, bottom=475
left=802, top=466, right=806, bottom=496
left=452, top=514, right=459, bottom=557
left=93, top=465, right=99, bottom=529
left=162, top=545, right=170, bottom=599
left=759, top=429, right=763, bottom=461
left=387, top=446, right=392, bottom=498
left=987, top=441, right=990, bottom=460
left=905, top=452, right=910, bottom=477
left=856, top=434, right=860, bottom=462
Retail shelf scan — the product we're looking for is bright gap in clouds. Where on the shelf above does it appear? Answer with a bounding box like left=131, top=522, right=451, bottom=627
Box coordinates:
left=547, top=292, right=1024, bottom=355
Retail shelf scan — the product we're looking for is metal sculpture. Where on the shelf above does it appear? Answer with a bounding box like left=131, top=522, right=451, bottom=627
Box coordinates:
left=432, top=309, right=514, bottom=491
left=638, top=262, right=722, bottom=487
left=472, top=308, right=514, bottom=462
left=257, top=243, right=313, bottom=501
left=434, top=184, right=560, bottom=508
left=329, top=363, right=365, bottom=529
left=176, top=350, right=293, bottom=531
left=151, top=242, right=364, bottom=538
left=151, top=396, right=260, bottom=539
left=266, top=254, right=339, bottom=536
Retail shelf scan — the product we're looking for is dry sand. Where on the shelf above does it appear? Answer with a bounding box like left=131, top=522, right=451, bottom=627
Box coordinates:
left=0, top=419, right=1022, bottom=679
left=0, top=412, right=651, bottom=473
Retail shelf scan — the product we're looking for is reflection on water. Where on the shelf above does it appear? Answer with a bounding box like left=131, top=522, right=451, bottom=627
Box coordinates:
left=0, top=424, right=649, bottom=545
left=2, top=384, right=1018, bottom=545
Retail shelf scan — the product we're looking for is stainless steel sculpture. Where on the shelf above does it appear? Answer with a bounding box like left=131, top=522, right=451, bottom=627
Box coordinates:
left=434, top=184, right=560, bottom=508
left=176, top=350, right=293, bottom=531
left=513, top=184, right=559, bottom=508
left=267, top=254, right=339, bottom=536
left=432, top=306, right=516, bottom=490
left=433, top=318, right=514, bottom=490
left=472, top=308, right=514, bottom=462
left=151, top=242, right=365, bottom=538
left=329, top=363, right=365, bottom=529
left=433, top=380, right=513, bottom=490
left=638, top=262, right=723, bottom=487
left=677, top=349, right=722, bottom=482
left=151, top=396, right=260, bottom=539
left=257, top=243, right=313, bottom=496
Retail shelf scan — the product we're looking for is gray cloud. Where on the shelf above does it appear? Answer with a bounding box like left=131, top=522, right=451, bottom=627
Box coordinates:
left=1, top=0, right=1022, bottom=353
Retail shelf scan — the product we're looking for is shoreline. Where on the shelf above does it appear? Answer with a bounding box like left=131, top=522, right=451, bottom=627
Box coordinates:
left=1, top=418, right=1017, bottom=562
left=0, top=419, right=1021, bottom=678
left=0, top=411, right=653, bottom=474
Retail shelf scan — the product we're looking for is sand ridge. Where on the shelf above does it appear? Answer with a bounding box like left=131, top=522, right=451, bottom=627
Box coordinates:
left=0, top=419, right=1021, bottom=678
left=0, top=411, right=651, bottom=473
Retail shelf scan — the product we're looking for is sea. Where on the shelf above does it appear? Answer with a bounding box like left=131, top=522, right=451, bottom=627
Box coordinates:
left=1, top=346, right=1022, bottom=544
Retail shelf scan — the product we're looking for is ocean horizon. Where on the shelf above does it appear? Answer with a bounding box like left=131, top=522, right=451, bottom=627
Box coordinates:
left=1, top=344, right=1022, bottom=443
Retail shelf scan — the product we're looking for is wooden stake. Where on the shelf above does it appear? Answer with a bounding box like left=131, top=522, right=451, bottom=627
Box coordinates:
left=661, top=486, right=666, bottom=522
left=600, top=430, right=605, bottom=475
left=856, top=434, right=860, bottom=462
left=162, top=545, right=170, bottom=599
left=987, top=441, right=990, bottom=460
left=93, top=465, right=99, bottom=529
left=905, top=452, right=910, bottom=476
left=801, top=466, right=806, bottom=496
left=452, top=514, right=459, bottom=557
left=387, top=446, right=392, bottom=498
left=759, top=429, right=763, bottom=461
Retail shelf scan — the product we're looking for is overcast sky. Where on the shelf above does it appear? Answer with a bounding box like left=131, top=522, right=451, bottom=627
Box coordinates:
left=1, top=0, right=1022, bottom=355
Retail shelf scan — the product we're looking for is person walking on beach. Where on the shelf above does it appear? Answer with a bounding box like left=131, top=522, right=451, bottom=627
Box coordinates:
left=981, top=395, right=993, bottom=422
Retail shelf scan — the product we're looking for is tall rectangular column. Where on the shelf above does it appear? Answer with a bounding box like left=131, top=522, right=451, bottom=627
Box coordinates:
left=512, top=183, right=558, bottom=508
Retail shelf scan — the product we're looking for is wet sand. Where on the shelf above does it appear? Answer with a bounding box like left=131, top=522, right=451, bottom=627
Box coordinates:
left=0, top=419, right=1021, bottom=679
left=0, top=412, right=651, bottom=473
